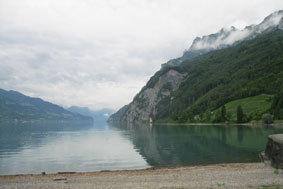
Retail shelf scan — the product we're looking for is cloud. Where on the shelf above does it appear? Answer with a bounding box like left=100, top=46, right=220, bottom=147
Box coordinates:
left=0, top=29, right=159, bottom=110
left=257, top=10, right=283, bottom=31
left=190, top=10, right=283, bottom=51
left=0, top=0, right=283, bottom=110
left=190, top=27, right=252, bottom=51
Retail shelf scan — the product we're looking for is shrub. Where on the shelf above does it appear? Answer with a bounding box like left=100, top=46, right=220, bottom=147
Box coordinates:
left=262, top=113, right=273, bottom=124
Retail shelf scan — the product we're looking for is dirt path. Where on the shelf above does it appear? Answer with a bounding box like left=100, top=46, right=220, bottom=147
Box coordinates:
left=0, top=163, right=282, bottom=189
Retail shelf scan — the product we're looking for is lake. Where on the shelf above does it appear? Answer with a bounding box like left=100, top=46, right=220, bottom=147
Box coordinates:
left=0, top=122, right=283, bottom=175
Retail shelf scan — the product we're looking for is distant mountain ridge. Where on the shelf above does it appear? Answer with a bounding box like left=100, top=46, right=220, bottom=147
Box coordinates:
left=162, top=10, right=283, bottom=68
left=0, top=89, right=93, bottom=123
left=67, top=106, right=115, bottom=123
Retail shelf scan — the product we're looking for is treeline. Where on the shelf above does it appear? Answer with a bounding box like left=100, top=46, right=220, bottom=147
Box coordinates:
left=270, top=91, right=283, bottom=120
left=153, top=29, right=283, bottom=123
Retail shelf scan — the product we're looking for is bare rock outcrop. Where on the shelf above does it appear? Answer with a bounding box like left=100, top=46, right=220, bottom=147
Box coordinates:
left=279, top=17, right=283, bottom=30
left=261, top=134, right=283, bottom=169
left=120, top=69, right=187, bottom=126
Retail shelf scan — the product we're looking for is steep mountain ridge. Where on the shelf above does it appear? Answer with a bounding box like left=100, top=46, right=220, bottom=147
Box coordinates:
left=0, top=88, right=93, bottom=123
left=162, top=10, right=283, bottom=68
left=109, top=10, right=283, bottom=125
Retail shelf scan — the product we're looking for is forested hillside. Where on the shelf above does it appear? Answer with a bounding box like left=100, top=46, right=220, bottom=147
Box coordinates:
left=109, top=10, right=283, bottom=125
left=157, top=29, right=283, bottom=123
left=0, top=89, right=93, bottom=123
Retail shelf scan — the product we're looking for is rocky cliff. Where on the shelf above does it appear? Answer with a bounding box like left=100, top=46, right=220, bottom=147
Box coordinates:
left=279, top=17, right=283, bottom=30
left=109, top=69, right=186, bottom=125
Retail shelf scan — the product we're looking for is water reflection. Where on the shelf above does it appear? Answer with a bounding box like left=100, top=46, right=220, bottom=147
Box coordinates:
left=0, top=122, right=94, bottom=153
left=0, top=122, right=149, bottom=175
left=116, top=124, right=283, bottom=167
left=1, top=121, right=283, bottom=175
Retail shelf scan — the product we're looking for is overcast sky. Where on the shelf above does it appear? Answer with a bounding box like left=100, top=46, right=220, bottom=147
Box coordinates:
left=0, top=0, right=282, bottom=111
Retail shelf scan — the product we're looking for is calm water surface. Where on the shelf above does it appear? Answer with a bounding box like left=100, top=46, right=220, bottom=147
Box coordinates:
left=0, top=122, right=283, bottom=175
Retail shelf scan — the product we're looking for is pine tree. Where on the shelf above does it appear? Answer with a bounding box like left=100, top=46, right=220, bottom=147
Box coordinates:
left=237, top=105, right=244, bottom=123
left=221, top=105, right=226, bottom=122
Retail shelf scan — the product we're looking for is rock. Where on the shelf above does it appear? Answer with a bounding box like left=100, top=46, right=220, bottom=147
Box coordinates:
left=112, top=69, right=187, bottom=126
left=53, top=178, right=67, bottom=181
left=219, top=164, right=226, bottom=167
left=279, top=17, right=283, bottom=30
left=263, top=134, right=283, bottom=169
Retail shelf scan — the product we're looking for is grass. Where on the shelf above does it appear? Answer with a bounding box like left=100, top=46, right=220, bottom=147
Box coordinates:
left=260, top=183, right=283, bottom=189
left=273, top=120, right=283, bottom=124
left=217, top=183, right=226, bottom=188
left=213, top=94, right=274, bottom=122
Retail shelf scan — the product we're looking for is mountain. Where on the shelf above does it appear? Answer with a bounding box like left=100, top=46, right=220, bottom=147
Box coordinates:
left=68, top=106, right=115, bottom=123
left=162, top=10, right=283, bottom=68
left=107, top=105, right=129, bottom=124
left=109, top=10, right=283, bottom=125
left=0, top=89, right=93, bottom=123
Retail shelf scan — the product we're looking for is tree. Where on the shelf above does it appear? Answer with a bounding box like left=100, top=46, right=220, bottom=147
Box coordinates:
left=237, top=105, right=244, bottom=123
left=221, top=105, right=226, bottom=122
left=271, top=91, right=283, bottom=120
left=204, top=110, right=212, bottom=123
left=213, top=110, right=221, bottom=123
left=227, top=112, right=232, bottom=121
left=262, top=113, right=273, bottom=124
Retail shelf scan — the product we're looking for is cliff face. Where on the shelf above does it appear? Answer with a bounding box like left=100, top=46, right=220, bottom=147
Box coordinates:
left=113, top=69, right=186, bottom=125
left=279, top=17, right=283, bottom=30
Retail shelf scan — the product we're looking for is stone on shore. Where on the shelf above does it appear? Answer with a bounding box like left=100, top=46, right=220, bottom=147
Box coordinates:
left=263, top=134, right=283, bottom=169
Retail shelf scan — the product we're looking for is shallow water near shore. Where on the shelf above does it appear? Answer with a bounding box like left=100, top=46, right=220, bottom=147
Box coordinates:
left=0, top=122, right=283, bottom=175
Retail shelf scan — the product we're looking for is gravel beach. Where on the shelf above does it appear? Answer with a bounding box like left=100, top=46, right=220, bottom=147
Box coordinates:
left=0, top=163, right=282, bottom=189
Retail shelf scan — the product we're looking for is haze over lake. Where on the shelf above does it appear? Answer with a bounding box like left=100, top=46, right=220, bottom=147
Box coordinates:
left=1, top=122, right=283, bottom=175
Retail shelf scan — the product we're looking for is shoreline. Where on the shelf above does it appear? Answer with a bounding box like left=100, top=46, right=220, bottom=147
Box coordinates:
left=0, top=161, right=267, bottom=177
left=155, top=122, right=283, bottom=127
left=1, top=163, right=282, bottom=188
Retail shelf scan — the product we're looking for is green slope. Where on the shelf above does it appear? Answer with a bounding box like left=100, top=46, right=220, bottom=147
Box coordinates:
left=153, top=29, right=283, bottom=123
left=212, top=94, right=273, bottom=122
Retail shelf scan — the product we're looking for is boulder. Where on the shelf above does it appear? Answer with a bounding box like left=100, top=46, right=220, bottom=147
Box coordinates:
left=262, top=134, right=283, bottom=169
